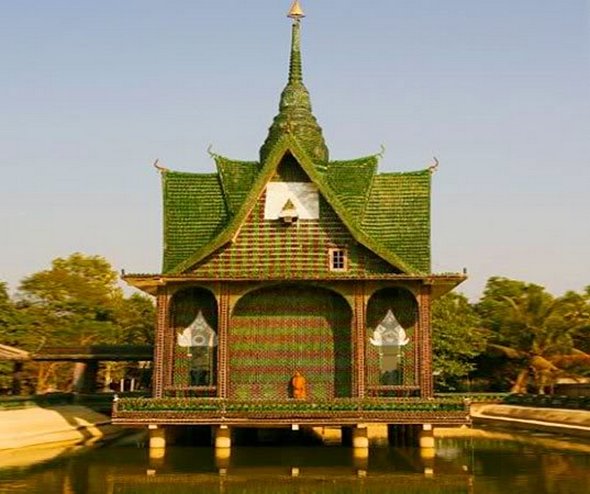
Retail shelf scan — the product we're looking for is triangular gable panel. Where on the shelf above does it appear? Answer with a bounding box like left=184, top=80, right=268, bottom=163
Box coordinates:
left=188, top=176, right=399, bottom=279
left=169, top=135, right=419, bottom=275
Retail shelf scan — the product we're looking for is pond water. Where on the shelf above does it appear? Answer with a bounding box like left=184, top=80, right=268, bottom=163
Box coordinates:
left=1, top=429, right=590, bottom=494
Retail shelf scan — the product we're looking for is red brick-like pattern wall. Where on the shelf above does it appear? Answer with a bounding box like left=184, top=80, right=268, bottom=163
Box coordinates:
left=190, top=191, right=398, bottom=279
left=228, top=285, right=352, bottom=401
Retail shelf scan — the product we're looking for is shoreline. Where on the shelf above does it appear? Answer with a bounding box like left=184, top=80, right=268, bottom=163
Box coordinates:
left=468, top=403, right=590, bottom=439
left=0, top=404, right=123, bottom=452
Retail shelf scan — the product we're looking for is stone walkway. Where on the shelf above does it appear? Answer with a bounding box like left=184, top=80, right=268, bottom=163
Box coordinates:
left=471, top=404, right=590, bottom=438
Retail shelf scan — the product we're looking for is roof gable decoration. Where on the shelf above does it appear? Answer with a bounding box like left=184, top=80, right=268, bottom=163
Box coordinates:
left=168, top=135, right=420, bottom=276
left=264, top=182, right=319, bottom=220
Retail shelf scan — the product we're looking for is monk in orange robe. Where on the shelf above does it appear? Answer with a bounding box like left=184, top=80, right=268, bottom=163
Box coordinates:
left=291, top=371, right=306, bottom=400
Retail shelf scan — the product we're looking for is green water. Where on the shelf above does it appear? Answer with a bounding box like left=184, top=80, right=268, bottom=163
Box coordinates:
left=1, top=432, right=590, bottom=493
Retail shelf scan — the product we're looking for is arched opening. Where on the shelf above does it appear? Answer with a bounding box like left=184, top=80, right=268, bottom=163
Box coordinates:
left=366, top=287, right=418, bottom=396
left=229, top=285, right=352, bottom=401
left=169, top=287, right=218, bottom=396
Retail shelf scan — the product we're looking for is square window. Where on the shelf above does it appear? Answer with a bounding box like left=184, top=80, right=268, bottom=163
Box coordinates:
left=329, top=249, right=347, bottom=271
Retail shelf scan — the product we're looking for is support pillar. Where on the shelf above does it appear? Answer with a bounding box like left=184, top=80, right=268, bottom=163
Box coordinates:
left=352, top=425, right=369, bottom=476
left=72, top=361, right=99, bottom=393
left=148, top=425, right=166, bottom=460
left=420, top=424, right=435, bottom=476
left=418, top=285, right=434, bottom=398
left=419, top=424, right=435, bottom=449
left=215, top=425, right=231, bottom=475
left=215, top=425, right=232, bottom=450
left=352, top=425, right=369, bottom=449
left=353, top=283, right=366, bottom=398
left=154, top=288, right=171, bottom=398
left=218, top=284, right=230, bottom=399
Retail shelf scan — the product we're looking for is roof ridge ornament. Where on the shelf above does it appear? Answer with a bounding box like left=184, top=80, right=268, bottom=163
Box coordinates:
left=428, top=156, right=440, bottom=174
left=288, top=0, right=305, bottom=22
left=153, top=158, right=169, bottom=173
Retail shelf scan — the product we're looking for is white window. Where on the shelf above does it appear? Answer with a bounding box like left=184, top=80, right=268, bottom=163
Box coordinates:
left=329, top=248, right=347, bottom=271
left=264, top=182, right=319, bottom=220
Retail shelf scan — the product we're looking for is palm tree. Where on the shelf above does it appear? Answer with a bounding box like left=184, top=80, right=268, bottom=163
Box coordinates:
left=479, top=278, right=590, bottom=394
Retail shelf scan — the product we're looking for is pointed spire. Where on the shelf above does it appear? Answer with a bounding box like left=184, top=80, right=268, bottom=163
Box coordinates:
left=288, top=15, right=303, bottom=84
left=260, top=1, right=329, bottom=166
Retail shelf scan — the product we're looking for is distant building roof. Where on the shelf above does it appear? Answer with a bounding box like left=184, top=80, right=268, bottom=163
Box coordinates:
left=0, top=343, right=30, bottom=361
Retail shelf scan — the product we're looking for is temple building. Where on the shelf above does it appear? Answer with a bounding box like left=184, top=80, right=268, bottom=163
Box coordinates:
left=113, top=1, right=468, bottom=450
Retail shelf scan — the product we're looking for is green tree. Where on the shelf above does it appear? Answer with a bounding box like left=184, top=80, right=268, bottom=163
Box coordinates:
left=477, top=277, right=590, bottom=393
left=15, top=253, right=154, bottom=392
left=431, top=292, right=487, bottom=391
left=0, top=282, right=15, bottom=337
left=0, top=281, right=20, bottom=391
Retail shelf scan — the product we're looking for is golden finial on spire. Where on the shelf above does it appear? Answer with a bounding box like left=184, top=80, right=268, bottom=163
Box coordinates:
left=288, top=0, right=305, bottom=21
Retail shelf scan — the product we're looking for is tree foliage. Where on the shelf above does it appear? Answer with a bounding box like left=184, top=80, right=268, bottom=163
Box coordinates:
left=477, top=277, right=590, bottom=393
left=431, top=292, right=487, bottom=391
left=0, top=253, right=155, bottom=393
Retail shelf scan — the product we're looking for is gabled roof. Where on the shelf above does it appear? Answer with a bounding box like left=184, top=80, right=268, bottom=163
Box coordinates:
left=0, top=343, right=30, bottom=361
left=325, top=156, right=378, bottom=218
left=158, top=6, right=432, bottom=277
left=165, top=134, right=426, bottom=275
left=214, top=156, right=259, bottom=215
left=162, top=172, right=230, bottom=273
left=362, top=171, right=431, bottom=273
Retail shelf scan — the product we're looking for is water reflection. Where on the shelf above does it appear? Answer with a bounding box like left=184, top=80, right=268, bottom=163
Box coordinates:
left=1, top=430, right=589, bottom=494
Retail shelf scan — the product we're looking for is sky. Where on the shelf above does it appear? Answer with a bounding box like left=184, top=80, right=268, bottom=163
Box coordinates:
left=1, top=0, right=589, bottom=301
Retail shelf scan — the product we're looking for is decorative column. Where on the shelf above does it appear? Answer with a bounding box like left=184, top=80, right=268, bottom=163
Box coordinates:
left=353, top=283, right=366, bottom=398
left=153, top=286, right=171, bottom=398
left=217, top=283, right=230, bottom=398
left=417, top=284, right=433, bottom=398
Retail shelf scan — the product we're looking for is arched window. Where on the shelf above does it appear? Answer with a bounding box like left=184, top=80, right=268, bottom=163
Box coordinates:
left=169, top=287, right=218, bottom=397
left=366, top=287, right=418, bottom=396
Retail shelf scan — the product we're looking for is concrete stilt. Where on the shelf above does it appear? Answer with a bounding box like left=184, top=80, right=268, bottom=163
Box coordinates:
left=352, top=425, right=369, bottom=449
left=352, top=425, right=369, bottom=472
left=420, top=440, right=435, bottom=476
left=352, top=447, right=369, bottom=476
left=419, top=424, right=435, bottom=449
left=148, top=425, right=166, bottom=460
left=215, top=425, right=232, bottom=450
left=215, top=445, right=230, bottom=476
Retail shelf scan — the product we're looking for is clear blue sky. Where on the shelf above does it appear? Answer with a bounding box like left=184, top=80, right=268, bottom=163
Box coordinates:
left=1, top=1, right=589, bottom=300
